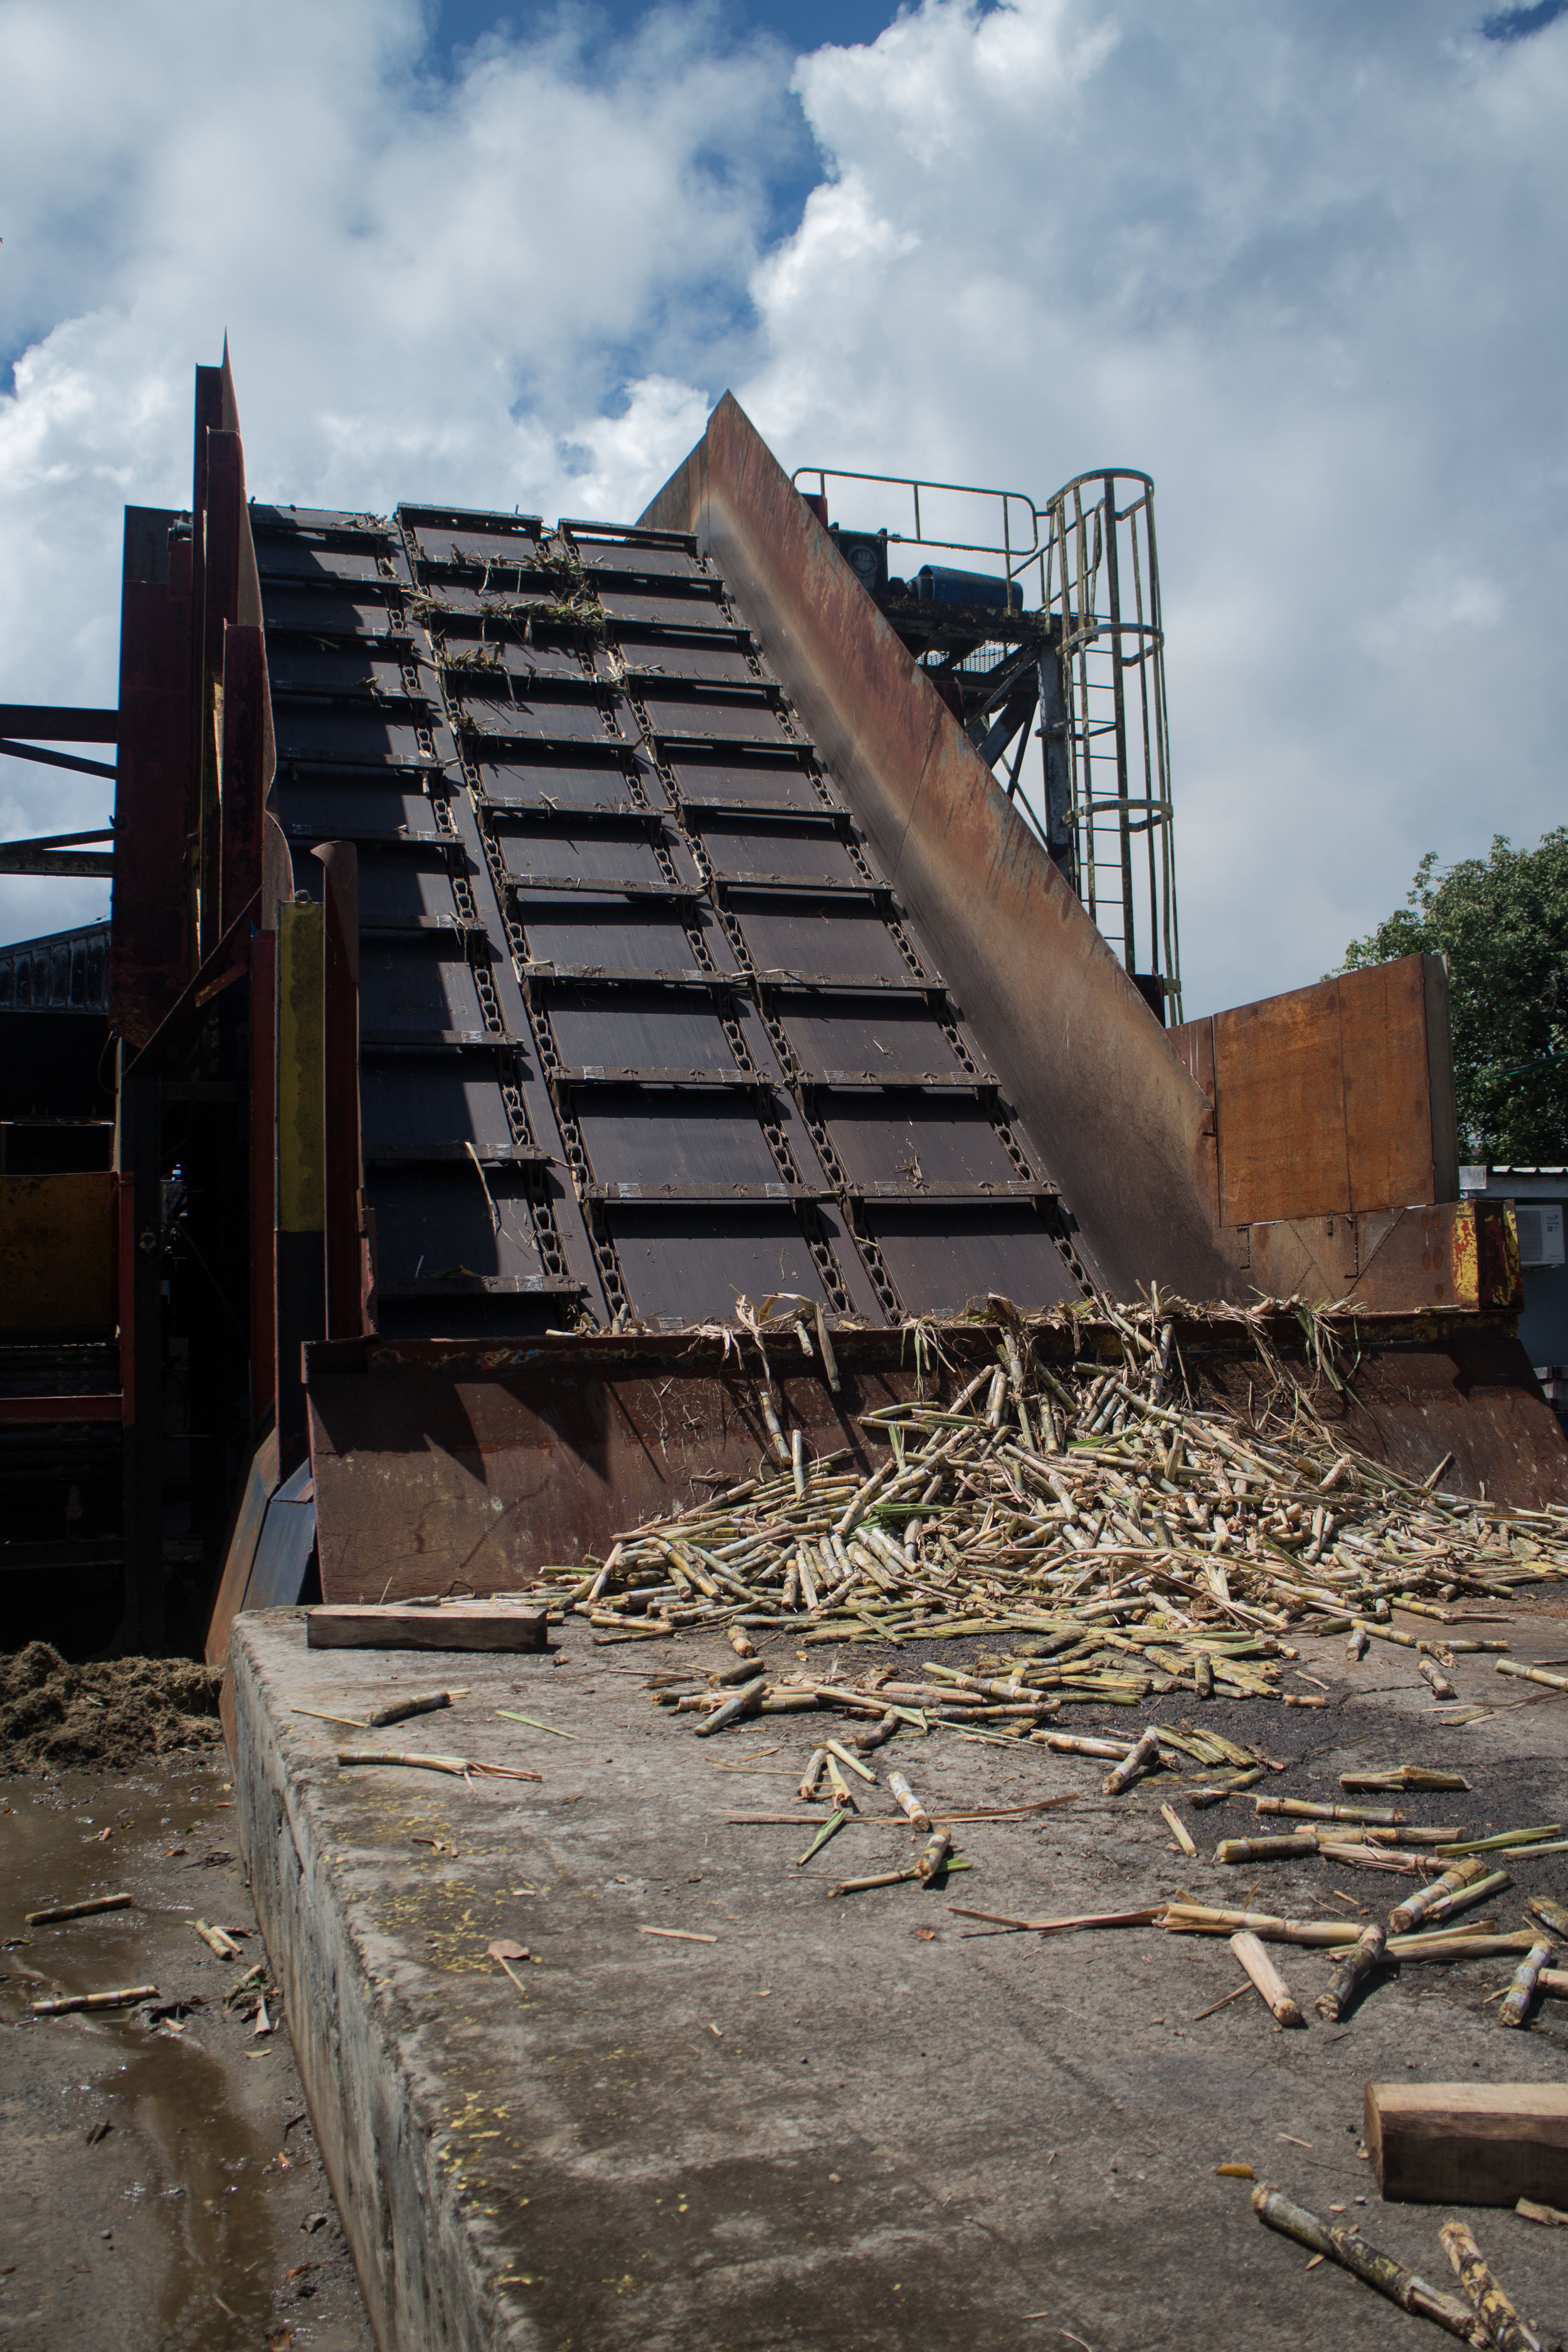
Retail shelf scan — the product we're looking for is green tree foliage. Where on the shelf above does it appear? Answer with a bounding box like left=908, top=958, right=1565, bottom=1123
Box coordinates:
left=1340, top=831, right=1568, bottom=1163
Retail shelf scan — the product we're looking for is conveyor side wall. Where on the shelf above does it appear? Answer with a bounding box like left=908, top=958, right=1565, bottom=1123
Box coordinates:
left=642, top=396, right=1235, bottom=1301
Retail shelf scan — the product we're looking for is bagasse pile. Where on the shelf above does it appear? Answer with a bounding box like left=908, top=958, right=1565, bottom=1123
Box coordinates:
left=0, top=1642, right=225, bottom=1774
left=551, top=1316, right=1568, bottom=1700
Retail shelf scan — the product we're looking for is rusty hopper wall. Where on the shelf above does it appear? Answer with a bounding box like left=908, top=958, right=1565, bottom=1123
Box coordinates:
left=640, top=395, right=1234, bottom=1303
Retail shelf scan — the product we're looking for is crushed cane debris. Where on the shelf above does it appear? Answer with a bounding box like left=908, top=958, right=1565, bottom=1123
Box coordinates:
left=0, top=1642, right=224, bottom=1774
left=535, top=1327, right=1563, bottom=1717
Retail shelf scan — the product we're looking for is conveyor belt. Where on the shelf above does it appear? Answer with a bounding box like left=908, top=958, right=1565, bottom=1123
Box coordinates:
left=253, top=503, right=1089, bottom=1335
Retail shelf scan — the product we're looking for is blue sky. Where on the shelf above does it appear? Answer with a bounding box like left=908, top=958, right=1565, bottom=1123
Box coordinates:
left=2, top=0, right=1566, bottom=1021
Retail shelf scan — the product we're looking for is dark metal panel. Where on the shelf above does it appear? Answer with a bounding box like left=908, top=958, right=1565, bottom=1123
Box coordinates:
left=597, top=585, right=732, bottom=630
left=731, top=901, right=909, bottom=982
left=866, top=1205, right=1081, bottom=1315
left=358, top=935, right=492, bottom=1039
left=271, top=701, right=443, bottom=769
left=667, top=753, right=817, bottom=808
left=698, top=820, right=861, bottom=884
left=779, top=998, right=967, bottom=1078
left=579, top=543, right=704, bottom=580
left=639, top=692, right=789, bottom=744
left=515, top=903, right=731, bottom=973
left=265, top=643, right=428, bottom=697
left=822, top=1096, right=1024, bottom=1188
left=492, top=823, right=670, bottom=888
left=605, top=1207, right=829, bottom=1325
left=270, top=769, right=437, bottom=837
left=359, top=1054, right=527, bottom=1165
left=368, top=1163, right=564, bottom=1296
left=260, top=584, right=402, bottom=636
left=544, top=985, right=736, bottom=1071
left=471, top=751, right=660, bottom=809
left=575, top=1092, right=785, bottom=1189
left=452, top=687, right=615, bottom=743
left=618, top=635, right=756, bottom=683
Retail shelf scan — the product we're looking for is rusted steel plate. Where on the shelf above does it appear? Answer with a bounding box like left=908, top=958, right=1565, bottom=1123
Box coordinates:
left=1213, top=956, right=1446, bottom=1227
left=1246, top=1200, right=1523, bottom=1313
left=1199, top=1331, right=1567, bottom=1510
left=305, top=1322, right=1565, bottom=1604
left=304, top=1333, right=926, bottom=1601
left=639, top=398, right=1234, bottom=1302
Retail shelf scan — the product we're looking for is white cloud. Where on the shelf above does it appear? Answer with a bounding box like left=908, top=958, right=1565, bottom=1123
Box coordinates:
left=739, top=0, right=1568, bottom=1014
left=3, top=0, right=1567, bottom=1024
left=0, top=0, right=796, bottom=936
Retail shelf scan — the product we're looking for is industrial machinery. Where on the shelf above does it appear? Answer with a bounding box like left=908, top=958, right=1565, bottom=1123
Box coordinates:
left=0, top=354, right=1556, bottom=1656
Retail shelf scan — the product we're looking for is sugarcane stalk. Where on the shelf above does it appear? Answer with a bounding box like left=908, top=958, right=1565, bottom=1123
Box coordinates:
left=1422, top=1868, right=1514, bottom=1929
left=1499, top=1939, right=1554, bottom=2029
left=25, top=1893, right=134, bottom=1926
left=1439, top=2220, right=1552, bottom=2352
left=1160, top=1803, right=1199, bottom=1858
left=1103, top=1724, right=1161, bottom=1796
left=1163, top=1904, right=1361, bottom=1947
left=829, top=1865, right=923, bottom=1897
left=798, top=1747, right=828, bottom=1800
left=1229, top=1931, right=1304, bottom=2026
left=1214, top=1835, right=1321, bottom=1865
left=888, top=1771, right=932, bottom=1832
left=193, top=1920, right=243, bottom=1959
left=854, top=1710, right=901, bottom=1752
left=1527, top=1893, right=1568, bottom=1938
left=1252, top=2185, right=1478, bottom=2339
left=366, top=1690, right=455, bottom=1728
left=1316, top=1924, right=1387, bottom=2020
left=32, top=1984, right=159, bottom=2016
left=1389, top=1853, right=1491, bottom=1936
left=694, top=1678, right=768, bottom=1736
left=918, top=1828, right=952, bottom=1880
left=1498, top=1659, right=1568, bottom=1693
left=1256, top=1798, right=1402, bottom=1825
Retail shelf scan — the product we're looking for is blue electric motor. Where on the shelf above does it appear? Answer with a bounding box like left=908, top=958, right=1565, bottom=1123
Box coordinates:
left=914, top=564, right=1022, bottom=615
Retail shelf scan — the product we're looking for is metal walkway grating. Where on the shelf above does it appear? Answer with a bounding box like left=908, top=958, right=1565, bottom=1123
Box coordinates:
left=253, top=502, right=1087, bottom=1336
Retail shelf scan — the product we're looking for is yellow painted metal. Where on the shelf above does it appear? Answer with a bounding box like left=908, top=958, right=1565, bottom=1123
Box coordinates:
left=0, top=1172, right=114, bottom=1328
left=277, top=899, right=324, bottom=1236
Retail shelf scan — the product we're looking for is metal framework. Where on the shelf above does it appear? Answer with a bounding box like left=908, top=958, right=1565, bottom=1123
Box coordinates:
left=792, top=464, right=1182, bottom=1022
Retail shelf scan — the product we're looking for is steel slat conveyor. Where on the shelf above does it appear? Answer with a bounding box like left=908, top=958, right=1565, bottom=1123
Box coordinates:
left=253, top=502, right=1089, bottom=1335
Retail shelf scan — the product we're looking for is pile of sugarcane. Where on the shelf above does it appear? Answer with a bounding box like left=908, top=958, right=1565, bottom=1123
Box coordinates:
left=544, top=1332, right=1567, bottom=1690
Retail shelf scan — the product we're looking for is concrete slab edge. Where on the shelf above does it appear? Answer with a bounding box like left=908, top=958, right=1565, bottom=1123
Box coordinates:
left=230, top=1615, right=534, bottom=2352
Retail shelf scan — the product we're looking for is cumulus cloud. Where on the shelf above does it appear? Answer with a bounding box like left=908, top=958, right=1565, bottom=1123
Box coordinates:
left=0, top=0, right=799, bottom=936
left=736, top=0, right=1568, bottom=1014
left=3, top=0, right=1566, bottom=1024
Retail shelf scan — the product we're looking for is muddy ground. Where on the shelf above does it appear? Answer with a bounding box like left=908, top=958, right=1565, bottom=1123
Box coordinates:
left=0, top=1754, right=373, bottom=2352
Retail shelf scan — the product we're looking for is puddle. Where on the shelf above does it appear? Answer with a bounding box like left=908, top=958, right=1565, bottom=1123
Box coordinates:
left=0, top=1764, right=372, bottom=2351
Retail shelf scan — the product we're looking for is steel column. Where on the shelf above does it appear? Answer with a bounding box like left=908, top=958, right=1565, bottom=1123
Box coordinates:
left=117, top=1054, right=164, bottom=1648
left=313, top=844, right=363, bottom=1341
left=275, top=899, right=325, bottom=1470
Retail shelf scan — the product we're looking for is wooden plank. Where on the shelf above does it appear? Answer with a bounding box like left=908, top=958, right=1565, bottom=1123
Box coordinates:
left=1366, top=2082, right=1568, bottom=2206
left=307, top=1603, right=548, bottom=1653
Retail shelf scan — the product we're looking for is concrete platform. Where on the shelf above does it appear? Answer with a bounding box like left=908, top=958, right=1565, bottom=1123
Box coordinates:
left=231, top=1609, right=1568, bottom=2351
